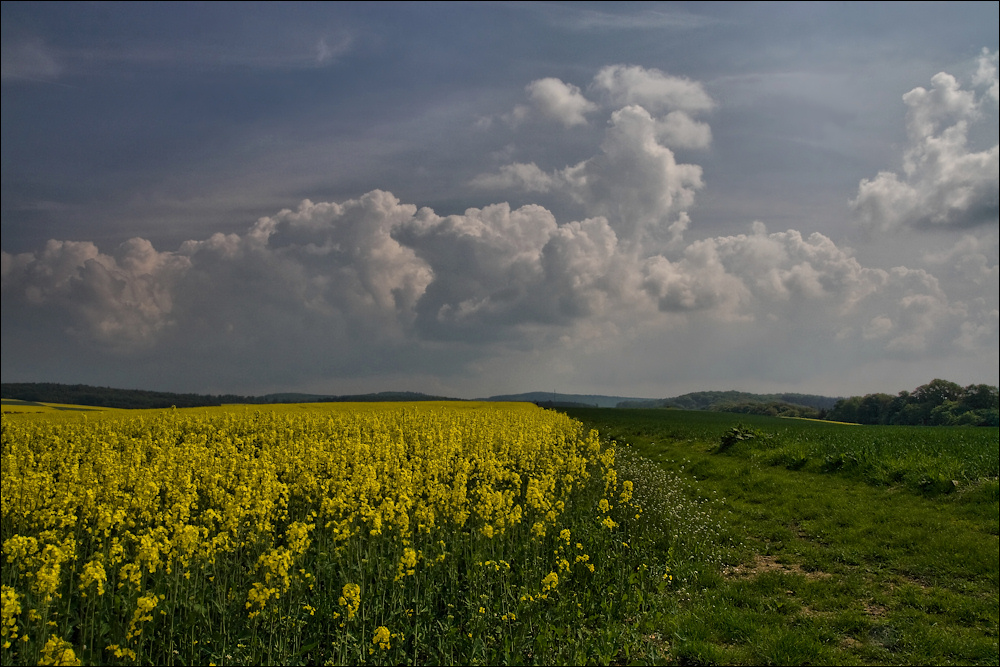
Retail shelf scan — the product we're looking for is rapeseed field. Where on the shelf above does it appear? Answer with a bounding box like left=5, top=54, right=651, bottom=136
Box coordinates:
left=2, top=402, right=718, bottom=665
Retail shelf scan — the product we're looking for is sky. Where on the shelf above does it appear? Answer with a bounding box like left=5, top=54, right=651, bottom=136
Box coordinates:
left=2, top=2, right=998, bottom=399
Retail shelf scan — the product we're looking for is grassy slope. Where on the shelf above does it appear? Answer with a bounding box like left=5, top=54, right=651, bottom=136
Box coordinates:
left=562, top=408, right=999, bottom=666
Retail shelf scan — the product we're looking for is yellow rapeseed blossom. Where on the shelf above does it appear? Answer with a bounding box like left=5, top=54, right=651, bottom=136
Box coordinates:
left=338, top=583, right=360, bottom=620
left=2, top=401, right=625, bottom=664
left=78, top=560, right=107, bottom=597
left=372, top=625, right=392, bottom=650
left=620, top=480, right=633, bottom=504
left=37, top=635, right=80, bottom=666
left=1, top=586, right=21, bottom=648
left=127, top=593, right=162, bottom=640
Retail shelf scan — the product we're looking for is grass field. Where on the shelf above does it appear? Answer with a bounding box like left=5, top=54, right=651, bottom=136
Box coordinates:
left=562, top=407, right=999, bottom=665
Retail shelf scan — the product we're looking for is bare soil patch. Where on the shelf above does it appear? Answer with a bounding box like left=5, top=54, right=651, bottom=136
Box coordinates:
left=724, top=554, right=833, bottom=580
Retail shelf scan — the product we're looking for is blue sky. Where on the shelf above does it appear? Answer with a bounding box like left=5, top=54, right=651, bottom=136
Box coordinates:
left=2, top=2, right=997, bottom=398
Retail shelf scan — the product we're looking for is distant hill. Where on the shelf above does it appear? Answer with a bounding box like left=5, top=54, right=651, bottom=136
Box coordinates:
left=2, top=383, right=843, bottom=414
left=617, top=391, right=842, bottom=413
left=256, top=391, right=460, bottom=403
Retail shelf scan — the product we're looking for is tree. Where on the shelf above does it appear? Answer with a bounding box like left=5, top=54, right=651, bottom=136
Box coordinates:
left=911, top=379, right=963, bottom=406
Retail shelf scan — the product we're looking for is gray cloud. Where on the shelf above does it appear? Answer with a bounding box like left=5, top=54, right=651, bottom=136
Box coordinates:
left=1, top=238, right=189, bottom=348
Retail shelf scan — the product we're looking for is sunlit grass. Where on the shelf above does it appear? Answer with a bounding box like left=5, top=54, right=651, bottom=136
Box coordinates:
left=564, top=407, right=999, bottom=665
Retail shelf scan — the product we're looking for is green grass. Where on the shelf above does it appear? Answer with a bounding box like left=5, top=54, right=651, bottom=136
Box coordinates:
left=562, top=407, right=999, bottom=665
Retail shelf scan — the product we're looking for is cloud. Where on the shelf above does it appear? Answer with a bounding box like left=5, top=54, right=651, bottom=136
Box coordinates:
left=525, top=78, right=598, bottom=127
left=973, top=47, right=999, bottom=106
left=470, top=163, right=556, bottom=192
left=4, top=56, right=997, bottom=394
left=591, top=64, right=715, bottom=115
left=1, top=238, right=189, bottom=347
left=852, top=52, right=999, bottom=232
left=543, top=6, right=717, bottom=32
left=563, top=105, right=705, bottom=243
left=394, top=204, right=644, bottom=338
left=475, top=105, right=705, bottom=245
left=1, top=37, right=62, bottom=81
left=477, top=65, right=713, bottom=245
left=655, top=111, right=713, bottom=150
left=3, top=191, right=994, bottom=391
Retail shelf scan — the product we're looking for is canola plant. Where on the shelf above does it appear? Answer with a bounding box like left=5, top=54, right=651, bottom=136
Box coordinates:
left=2, top=402, right=666, bottom=665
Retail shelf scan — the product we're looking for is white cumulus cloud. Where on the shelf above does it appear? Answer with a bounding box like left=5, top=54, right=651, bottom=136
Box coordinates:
left=852, top=53, right=999, bottom=232
left=525, top=77, right=598, bottom=127
left=591, top=64, right=714, bottom=114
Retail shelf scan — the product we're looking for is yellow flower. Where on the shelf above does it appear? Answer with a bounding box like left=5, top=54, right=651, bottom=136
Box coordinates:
left=373, top=625, right=392, bottom=650
left=338, top=583, right=361, bottom=620
left=1, top=586, right=21, bottom=643
left=38, top=636, right=81, bottom=666
left=78, top=560, right=107, bottom=597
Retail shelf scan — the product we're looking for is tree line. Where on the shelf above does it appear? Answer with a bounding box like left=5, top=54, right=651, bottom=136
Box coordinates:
left=826, top=379, right=999, bottom=426
left=1, top=383, right=247, bottom=409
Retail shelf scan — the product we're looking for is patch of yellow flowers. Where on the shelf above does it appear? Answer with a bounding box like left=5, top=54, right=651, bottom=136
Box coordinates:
left=2, top=402, right=624, bottom=664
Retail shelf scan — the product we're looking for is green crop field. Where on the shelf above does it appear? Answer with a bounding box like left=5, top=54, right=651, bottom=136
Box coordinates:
left=563, top=407, right=999, bottom=665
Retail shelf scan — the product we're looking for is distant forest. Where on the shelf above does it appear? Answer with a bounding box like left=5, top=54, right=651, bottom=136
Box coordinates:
left=3, top=380, right=996, bottom=425
left=617, top=383, right=998, bottom=426
left=618, top=391, right=840, bottom=419
left=1, top=383, right=248, bottom=409
left=0, top=384, right=454, bottom=410
left=826, top=379, right=999, bottom=426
